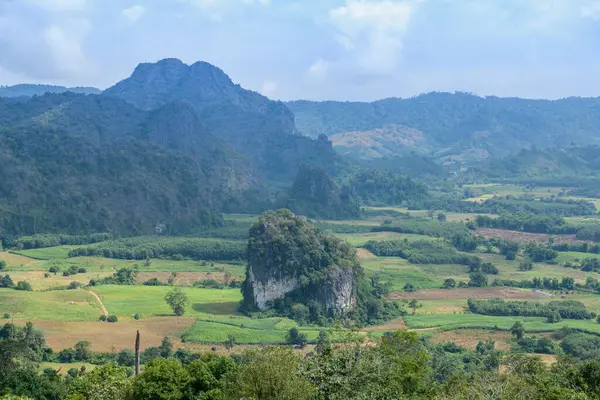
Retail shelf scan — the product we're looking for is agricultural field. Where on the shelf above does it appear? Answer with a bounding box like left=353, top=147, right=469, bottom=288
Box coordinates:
left=463, top=183, right=566, bottom=202
left=4, top=204, right=600, bottom=358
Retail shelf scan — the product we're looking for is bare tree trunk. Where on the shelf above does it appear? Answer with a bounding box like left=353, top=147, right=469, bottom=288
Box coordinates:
left=135, top=330, right=140, bottom=376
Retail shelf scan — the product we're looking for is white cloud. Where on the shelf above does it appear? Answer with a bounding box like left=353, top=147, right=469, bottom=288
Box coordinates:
left=43, top=19, right=95, bottom=79
left=122, top=5, right=146, bottom=23
left=328, top=0, right=422, bottom=74
left=260, top=79, right=278, bottom=97
left=307, top=59, right=329, bottom=80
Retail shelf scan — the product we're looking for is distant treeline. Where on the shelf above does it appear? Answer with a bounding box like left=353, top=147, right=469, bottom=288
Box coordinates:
left=69, top=237, right=246, bottom=261
left=414, top=196, right=596, bottom=217
left=364, top=240, right=479, bottom=265
left=492, top=276, right=576, bottom=291
left=10, top=233, right=112, bottom=249
left=467, top=298, right=593, bottom=320
left=372, top=219, right=470, bottom=239
left=475, top=214, right=575, bottom=234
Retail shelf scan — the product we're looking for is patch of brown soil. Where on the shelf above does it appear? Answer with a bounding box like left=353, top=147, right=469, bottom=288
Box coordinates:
left=430, top=329, right=512, bottom=350
left=32, top=317, right=195, bottom=352
left=389, top=287, right=552, bottom=300
left=362, top=317, right=408, bottom=332
left=0, top=251, right=39, bottom=267
left=356, top=248, right=376, bottom=260
left=475, top=228, right=587, bottom=245
left=134, top=272, right=242, bottom=286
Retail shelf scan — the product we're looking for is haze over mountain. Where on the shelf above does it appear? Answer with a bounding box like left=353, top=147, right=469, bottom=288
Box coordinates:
left=0, top=84, right=100, bottom=98
left=288, top=94, right=600, bottom=164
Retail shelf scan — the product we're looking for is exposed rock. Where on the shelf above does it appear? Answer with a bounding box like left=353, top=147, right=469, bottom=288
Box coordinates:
left=242, top=209, right=358, bottom=316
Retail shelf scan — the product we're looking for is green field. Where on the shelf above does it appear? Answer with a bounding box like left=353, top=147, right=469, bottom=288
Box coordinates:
left=405, top=313, right=600, bottom=334
left=0, top=288, right=101, bottom=321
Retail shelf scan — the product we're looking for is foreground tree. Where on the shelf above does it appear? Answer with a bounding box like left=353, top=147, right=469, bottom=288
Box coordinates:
left=223, top=347, right=315, bottom=400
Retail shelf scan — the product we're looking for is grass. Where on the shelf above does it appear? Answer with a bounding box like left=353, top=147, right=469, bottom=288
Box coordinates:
left=334, top=232, right=439, bottom=247
left=11, top=246, right=80, bottom=260
left=93, top=285, right=243, bottom=319
left=404, top=313, right=600, bottom=334
left=184, top=320, right=323, bottom=344
left=40, top=362, right=97, bottom=374
left=0, top=288, right=101, bottom=321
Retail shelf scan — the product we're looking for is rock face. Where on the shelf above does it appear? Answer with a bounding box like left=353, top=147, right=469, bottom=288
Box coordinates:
left=242, top=209, right=358, bottom=316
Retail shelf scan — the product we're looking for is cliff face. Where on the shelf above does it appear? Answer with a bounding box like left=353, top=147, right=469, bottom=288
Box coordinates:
left=242, top=209, right=358, bottom=317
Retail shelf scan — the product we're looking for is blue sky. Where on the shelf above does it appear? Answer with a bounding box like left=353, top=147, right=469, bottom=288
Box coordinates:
left=1, top=0, right=600, bottom=101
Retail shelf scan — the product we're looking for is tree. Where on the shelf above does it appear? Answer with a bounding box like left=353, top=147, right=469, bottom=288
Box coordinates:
left=409, top=299, right=420, bottom=315
left=519, top=261, right=534, bottom=271
left=511, top=321, right=525, bottom=340
left=74, top=340, right=92, bottom=361
left=469, top=271, right=488, bottom=287
left=548, top=310, right=562, bottom=323
left=132, top=358, right=190, bottom=400
left=117, top=349, right=135, bottom=367
left=0, top=260, right=5, bottom=271
left=69, top=362, right=132, bottom=400
left=159, top=337, right=173, bottom=359
left=286, top=328, right=308, bottom=348
left=437, top=213, right=447, bottom=222
left=164, top=288, right=189, bottom=317
left=403, top=283, right=416, bottom=292
left=442, top=278, right=456, bottom=289
left=224, top=335, right=236, bottom=352
left=315, top=330, right=330, bottom=355
left=222, top=347, right=315, bottom=400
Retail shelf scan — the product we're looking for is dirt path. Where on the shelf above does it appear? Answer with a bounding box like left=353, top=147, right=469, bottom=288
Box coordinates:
left=88, top=290, right=108, bottom=316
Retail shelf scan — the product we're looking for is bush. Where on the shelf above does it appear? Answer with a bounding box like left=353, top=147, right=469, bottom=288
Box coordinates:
left=14, top=281, right=32, bottom=291
left=2, top=313, right=9, bottom=319
left=0, top=260, right=6, bottom=271
left=106, top=315, right=118, bottom=323
left=132, top=313, right=140, bottom=320
left=67, top=281, right=82, bottom=290
left=99, top=315, right=107, bottom=322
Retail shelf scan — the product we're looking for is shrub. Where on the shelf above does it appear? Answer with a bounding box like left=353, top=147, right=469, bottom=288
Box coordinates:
left=106, top=315, right=118, bottom=323
left=132, top=313, right=140, bottom=320
left=67, top=281, right=82, bottom=290
left=2, top=313, right=9, bottom=319
left=14, top=281, right=32, bottom=291
left=99, top=315, right=107, bottom=322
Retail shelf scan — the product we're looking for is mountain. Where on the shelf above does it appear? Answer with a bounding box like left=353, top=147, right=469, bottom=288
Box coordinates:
left=287, top=93, right=600, bottom=164
left=104, top=58, right=340, bottom=183
left=0, top=84, right=100, bottom=98
left=0, top=92, right=247, bottom=236
left=0, top=59, right=349, bottom=236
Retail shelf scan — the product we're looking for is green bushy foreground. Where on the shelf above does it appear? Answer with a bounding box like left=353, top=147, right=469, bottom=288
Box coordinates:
left=6, top=325, right=600, bottom=399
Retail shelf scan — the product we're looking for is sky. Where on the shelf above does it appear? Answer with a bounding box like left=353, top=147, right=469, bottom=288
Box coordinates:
left=1, top=0, right=600, bottom=101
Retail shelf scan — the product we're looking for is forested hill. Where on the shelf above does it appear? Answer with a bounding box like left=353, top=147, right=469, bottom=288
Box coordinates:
left=0, top=59, right=359, bottom=237
left=0, top=84, right=100, bottom=97
left=287, top=93, right=600, bottom=162
left=471, top=146, right=600, bottom=180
